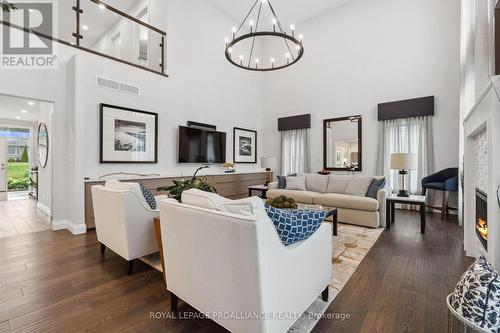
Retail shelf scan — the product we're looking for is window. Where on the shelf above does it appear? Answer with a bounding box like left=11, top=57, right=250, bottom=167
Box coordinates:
left=280, top=129, right=310, bottom=175
left=376, top=116, right=434, bottom=194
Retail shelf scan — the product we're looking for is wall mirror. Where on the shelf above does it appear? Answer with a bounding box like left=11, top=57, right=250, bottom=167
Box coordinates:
left=37, top=123, right=49, bottom=168
left=323, top=115, right=362, bottom=171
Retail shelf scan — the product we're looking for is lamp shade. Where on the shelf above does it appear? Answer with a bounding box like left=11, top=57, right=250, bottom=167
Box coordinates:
left=391, top=153, right=417, bottom=170
left=261, top=156, right=277, bottom=169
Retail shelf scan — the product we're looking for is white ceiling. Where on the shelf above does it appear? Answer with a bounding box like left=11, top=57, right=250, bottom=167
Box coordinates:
left=58, top=0, right=142, bottom=47
left=207, top=0, right=351, bottom=25
left=0, top=95, right=41, bottom=123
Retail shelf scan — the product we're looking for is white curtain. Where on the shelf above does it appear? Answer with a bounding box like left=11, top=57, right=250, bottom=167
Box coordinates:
left=281, top=129, right=311, bottom=175
left=376, top=116, right=434, bottom=194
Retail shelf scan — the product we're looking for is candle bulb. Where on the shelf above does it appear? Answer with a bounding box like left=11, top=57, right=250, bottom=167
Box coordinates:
left=286, top=53, right=290, bottom=64
left=232, top=26, right=237, bottom=39
left=225, top=37, right=229, bottom=46
left=228, top=48, right=232, bottom=59
left=249, top=20, right=254, bottom=33
left=239, top=55, right=244, bottom=66
left=255, top=58, right=259, bottom=69
left=290, top=24, right=295, bottom=37
left=270, top=58, right=275, bottom=68
left=272, top=18, right=277, bottom=32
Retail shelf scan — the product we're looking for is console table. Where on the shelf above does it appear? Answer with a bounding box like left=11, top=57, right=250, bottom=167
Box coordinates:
left=386, top=194, right=426, bottom=234
left=84, top=171, right=269, bottom=230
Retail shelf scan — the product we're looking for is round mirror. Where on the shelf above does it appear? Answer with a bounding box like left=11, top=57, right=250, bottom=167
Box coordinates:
left=37, top=123, right=49, bottom=168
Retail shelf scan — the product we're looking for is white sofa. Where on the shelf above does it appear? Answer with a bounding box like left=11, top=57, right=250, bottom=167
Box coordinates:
left=267, top=174, right=388, bottom=228
left=159, top=191, right=332, bottom=333
left=91, top=180, right=167, bottom=274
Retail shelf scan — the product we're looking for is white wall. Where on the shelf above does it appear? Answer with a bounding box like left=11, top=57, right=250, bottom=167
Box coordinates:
left=261, top=0, right=461, bottom=177
left=36, top=102, right=53, bottom=213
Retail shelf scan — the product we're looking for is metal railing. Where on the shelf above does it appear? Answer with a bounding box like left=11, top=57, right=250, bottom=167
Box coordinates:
left=1, top=0, right=167, bottom=76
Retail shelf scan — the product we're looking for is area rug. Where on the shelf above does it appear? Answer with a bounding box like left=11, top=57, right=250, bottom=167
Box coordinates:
left=288, top=223, right=384, bottom=333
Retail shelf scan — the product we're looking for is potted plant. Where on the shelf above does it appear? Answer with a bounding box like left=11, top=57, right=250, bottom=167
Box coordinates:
left=158, top=166, right=217, bottom=202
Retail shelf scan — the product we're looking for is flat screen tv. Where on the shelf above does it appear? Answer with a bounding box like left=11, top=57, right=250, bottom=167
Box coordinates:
left=178, top=126, right=226, bottom=164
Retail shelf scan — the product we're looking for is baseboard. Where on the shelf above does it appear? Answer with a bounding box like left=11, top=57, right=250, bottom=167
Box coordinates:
left=36, top=202, right=51, bottom=216
left=52, top=219, right=87, bottom=235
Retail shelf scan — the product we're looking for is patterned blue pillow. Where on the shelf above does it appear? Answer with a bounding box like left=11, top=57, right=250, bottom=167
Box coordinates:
left=265, top=204, right=326, bottom=246
left=140, top=184, right=157, bottom=210
left=450, top=256, right=500, bottom=331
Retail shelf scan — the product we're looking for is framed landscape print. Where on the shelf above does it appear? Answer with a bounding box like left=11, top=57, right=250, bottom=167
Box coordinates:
left=233, top=127, right=257, bottom=163
left=100, top=104, right=158, bottom=163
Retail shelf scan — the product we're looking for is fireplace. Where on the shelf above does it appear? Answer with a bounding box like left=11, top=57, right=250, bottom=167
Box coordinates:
left=475, top=188, right=488, bottom=250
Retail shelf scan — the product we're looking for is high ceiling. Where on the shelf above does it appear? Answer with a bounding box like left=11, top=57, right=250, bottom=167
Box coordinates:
left=207, top=0, right=351, bottom=25
left=58, top=0, right=142, bottom=47
left=0, top=95, right=42, bottom=123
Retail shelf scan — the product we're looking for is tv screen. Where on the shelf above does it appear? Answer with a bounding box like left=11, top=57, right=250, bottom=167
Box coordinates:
left=178, top=126, right=226, bottom=163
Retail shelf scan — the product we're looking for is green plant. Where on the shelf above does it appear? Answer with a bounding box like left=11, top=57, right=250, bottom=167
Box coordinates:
left=162, top=177, right=217, bottom=202
left=8, top=177, right=30, bottom=191
left=266, top=195, right=298, bottom=209
left=20, top=145, right=29, bottom=162
left=1, top=1, right=17, bottom=12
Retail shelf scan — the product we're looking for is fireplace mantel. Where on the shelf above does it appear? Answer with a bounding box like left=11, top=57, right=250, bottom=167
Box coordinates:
left=463, top=76, right=500, bottom=270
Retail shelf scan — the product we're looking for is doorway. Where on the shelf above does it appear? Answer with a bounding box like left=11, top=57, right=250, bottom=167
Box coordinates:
left=0, top=94, right=53, bottom=238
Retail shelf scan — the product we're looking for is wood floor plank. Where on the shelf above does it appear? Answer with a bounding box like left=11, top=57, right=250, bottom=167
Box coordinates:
left=0, top=208, right=470, bottom=332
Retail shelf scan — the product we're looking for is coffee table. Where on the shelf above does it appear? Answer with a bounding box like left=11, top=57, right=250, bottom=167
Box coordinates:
left=386, top=194, right=426, bottom=234
left=297, top=204, right=338, bottom=236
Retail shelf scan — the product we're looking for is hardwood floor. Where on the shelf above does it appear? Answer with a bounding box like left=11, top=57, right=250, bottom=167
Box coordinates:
left=317, top=210, right=472, bottom=333
left=0, top=211, right=470, bottom=332
left=0, top=199, right=51, bottom=239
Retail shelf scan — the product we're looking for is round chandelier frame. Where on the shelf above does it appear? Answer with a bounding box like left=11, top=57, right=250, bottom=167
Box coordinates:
left=224, top=0, right=304, bottom=72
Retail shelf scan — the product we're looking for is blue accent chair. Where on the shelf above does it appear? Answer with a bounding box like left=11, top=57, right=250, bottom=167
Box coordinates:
left=421, top=168, right=459, bottom=219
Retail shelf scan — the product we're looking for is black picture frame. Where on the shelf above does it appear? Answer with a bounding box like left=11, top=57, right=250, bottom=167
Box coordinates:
left=233, top=127, right=257, bottom=164
left=99, top=103, right=158, bottom=164
left=323, top=115, right=362, bottom=172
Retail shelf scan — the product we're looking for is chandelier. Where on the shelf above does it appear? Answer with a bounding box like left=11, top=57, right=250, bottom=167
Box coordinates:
left=224, top=0, right=304, bottom=72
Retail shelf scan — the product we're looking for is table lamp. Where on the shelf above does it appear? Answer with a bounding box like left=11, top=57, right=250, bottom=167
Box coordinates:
left=261, top=156, right=276, bottom=185
left=391, top=153, right=417, bottom=197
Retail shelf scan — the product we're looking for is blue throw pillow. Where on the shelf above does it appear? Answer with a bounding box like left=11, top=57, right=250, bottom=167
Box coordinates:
left=277, top=176, right=287, bottom=189
left=366, top=177, right=386, bottom=199
left=265, top=204, right=327, bottom=246
left=140, top=184, right=157, bottom=210
left=450, top=256, right=500, bottom=331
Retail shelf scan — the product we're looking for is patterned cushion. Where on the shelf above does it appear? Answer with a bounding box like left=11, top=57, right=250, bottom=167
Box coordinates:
left=265, top=205, right=326, bottom=246
left=450, top=256, right=500, bottom=331
left=366, top=177, right=386, bottom=199
left=140, top=184, right=157, bottom=210
left=277, top=176, right=287, bottom=189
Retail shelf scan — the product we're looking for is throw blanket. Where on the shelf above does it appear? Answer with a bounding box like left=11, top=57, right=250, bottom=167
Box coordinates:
left=265, top=204, right=327, bottom=246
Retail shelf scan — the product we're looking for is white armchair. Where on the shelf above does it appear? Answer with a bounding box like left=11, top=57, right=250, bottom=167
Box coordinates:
left=91, top=184, right=163, bottom=274
left=159, top=199, right=332, bottom=333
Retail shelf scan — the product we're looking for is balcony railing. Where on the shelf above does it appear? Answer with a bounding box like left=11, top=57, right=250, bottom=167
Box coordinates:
left=1, top=0, right=167, bottom=76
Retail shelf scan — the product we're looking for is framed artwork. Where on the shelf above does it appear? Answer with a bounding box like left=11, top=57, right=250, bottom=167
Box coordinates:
left=99, top=104, right=158, bottom=163
left=233, top=127, right=257, bottom=164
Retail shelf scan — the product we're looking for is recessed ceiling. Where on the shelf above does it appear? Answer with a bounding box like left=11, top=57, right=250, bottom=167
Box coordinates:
left=207, top=0, right=351, bottom=25
left=58, top=0, right=144, bottom=47
left=0, top=95, right=42, bottom=123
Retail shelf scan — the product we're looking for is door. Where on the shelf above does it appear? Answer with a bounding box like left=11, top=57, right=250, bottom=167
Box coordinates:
left=0, top=138, right=6, bottom=192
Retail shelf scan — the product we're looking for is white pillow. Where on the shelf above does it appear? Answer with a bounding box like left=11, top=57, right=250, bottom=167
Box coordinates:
left=300, top=173, right=329, bottom=193
left=105, top=180, right=148, bottom=206
left=345, top=176, right=375, bottom=196
left=326, top=175, right=351, bottom=194
left=218, top=196, right=267, bottom=218
left=181, top=189, right=229, bottom=209
left=286, top=176, right=307, bottom=191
